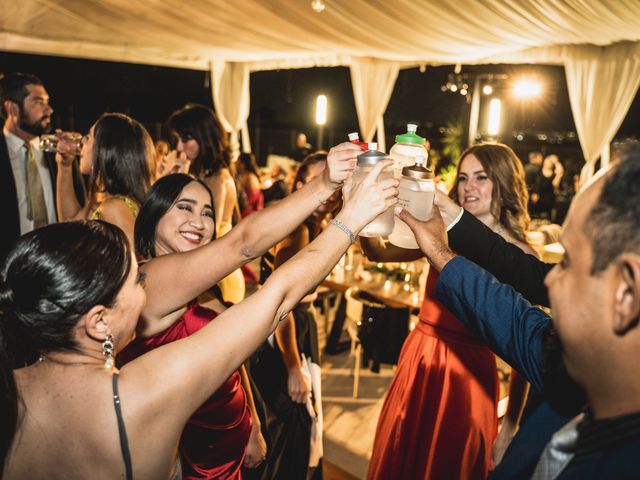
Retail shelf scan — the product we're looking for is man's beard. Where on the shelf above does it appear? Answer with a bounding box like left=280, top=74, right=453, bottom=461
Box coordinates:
left=19, top=110, right=51, bottom=136
left=541, top=326, right=587, bottom=416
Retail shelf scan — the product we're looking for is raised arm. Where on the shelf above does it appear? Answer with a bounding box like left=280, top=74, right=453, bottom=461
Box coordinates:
left=272, top=225, right=311, bottom=404
left=55, top=152, right=90, bottom=221
left=435, top=190, right=553, bottom=307
left=434, top=257, right=549, bottom=390
left=120, top=160, right=397, bottom=461
left=140, top=143, right=362, bottom=322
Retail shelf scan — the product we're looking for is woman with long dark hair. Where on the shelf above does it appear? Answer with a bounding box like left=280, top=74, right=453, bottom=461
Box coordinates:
left=120, top=173, right=267, bottom=478
left=364, top=143, right=535, bottom=479
left=0, top=142, right=397, bottom=478
left=56, top=112, right=154, bottom=246
left=168, top=104, right=244, bottom=303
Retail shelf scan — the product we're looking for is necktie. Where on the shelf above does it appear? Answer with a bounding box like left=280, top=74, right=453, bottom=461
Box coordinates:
left=24, top=142, right=48, bottom=228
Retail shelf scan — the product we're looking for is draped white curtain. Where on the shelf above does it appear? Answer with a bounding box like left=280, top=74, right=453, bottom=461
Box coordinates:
left=349, top=58, right=399, bottom=152
left=211, top=61, right=252, bottom=157
left=563, top=42, right=640, bottom=182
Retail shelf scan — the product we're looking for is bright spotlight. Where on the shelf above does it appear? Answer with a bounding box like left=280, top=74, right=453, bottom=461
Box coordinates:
left=315, top=95, right=327, bottom=125
left=482, top=84, right=493, bottom=95
left=487, top=98, right=501, bottom=135
left=513, top=79, right=542, bottom=98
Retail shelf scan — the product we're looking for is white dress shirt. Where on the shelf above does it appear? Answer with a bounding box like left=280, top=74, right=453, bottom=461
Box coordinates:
left=4, top=128, right=57, bottom=234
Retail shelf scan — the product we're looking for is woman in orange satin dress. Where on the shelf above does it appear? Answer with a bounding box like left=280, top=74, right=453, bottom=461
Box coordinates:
left=362, top=143, right=536, bottom=479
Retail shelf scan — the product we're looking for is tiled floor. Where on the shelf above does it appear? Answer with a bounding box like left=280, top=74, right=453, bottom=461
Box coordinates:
left=324, top=460, right=360, bottom=480
left=320, top=346, right=395, bottom=479
left=318, top=318, right=511, bottom=479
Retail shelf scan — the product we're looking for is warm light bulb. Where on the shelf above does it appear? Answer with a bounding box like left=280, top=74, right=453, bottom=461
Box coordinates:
left=311, top=0, right=325, bottom=12
left=482, top=84, right=493, bottom=95
left=513, top=79, right=542, bottom=98
left=487, top=98, right=501, bottom=136
left=315, top=95, right=327, bottom=125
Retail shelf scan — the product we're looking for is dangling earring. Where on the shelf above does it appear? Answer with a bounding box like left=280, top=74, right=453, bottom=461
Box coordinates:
left=102, top=333, right=115, bottom=369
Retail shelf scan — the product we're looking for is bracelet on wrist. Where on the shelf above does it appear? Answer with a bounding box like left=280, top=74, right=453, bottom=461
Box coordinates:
left=329, top=218, right=356, bottom=243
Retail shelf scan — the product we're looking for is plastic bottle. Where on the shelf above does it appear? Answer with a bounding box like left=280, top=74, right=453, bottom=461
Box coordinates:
left=389, top=123, right=429, bottom=178
left=388, top=155, right=435, bottom=249
left=352, top=143, right=394, bottom=237
left=348, top=132, right=368, bottom=151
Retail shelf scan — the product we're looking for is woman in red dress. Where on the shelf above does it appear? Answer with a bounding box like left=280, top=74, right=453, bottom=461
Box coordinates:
left=237, top=152, right=265, bottom=218
left=363, top=143, right=535, bottom=479
left=119, top=174, right=266, bottom=478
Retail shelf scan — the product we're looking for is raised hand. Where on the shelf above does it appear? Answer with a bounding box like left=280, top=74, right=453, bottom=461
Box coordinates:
left=324, top=142, right=361, bottom=189
left=54, top=130, right=82, bottom=167
left=433, top=189, right=463, bottom=227
left=395, top=205, right=456, bottom=271
left=338, top=159, right=398, bottom=233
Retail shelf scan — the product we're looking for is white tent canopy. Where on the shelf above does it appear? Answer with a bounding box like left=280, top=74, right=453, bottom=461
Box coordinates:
left=2, top=0, right=640, bottom=174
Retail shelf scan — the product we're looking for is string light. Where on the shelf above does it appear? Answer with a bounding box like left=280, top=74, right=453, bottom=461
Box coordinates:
left=441, top=72, right=469, bottom=97
left=311, top=0, right=325, bottom=12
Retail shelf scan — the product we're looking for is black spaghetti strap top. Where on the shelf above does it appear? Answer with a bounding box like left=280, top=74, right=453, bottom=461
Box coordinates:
left=112, top=373, right=133, bottom=480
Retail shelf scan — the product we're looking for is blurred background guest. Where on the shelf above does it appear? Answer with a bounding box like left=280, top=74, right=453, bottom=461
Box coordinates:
left=534, top=154, right=564, bottom=221
left=235, top=152, right=265, bottom=288
left=249, top=152, right=342, bottom=480
left=261, top=163, right=291, bottom=206
left=55, top=112, right=153, bottom=248
left=290, top=132, right=312, bottom=163
left=168, top=103, right=245, bottom=303
left=237, top=152, right=264, bottom=218
left=524, top=151, right=543, bottom=217
left=155, top=138, right=169, bottom=160
left=553, top=156, right=581, bottom=224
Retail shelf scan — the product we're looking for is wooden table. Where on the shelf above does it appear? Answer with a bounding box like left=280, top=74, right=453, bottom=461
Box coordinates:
left=322, top=268, right=423, bottom=310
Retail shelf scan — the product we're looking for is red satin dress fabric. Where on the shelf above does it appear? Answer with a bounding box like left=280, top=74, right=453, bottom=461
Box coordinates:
left=120, top=303, right=252, bottom=479
left=241, top=187, right=264, bottom=218
left=367, top=270, right=499, bottom=480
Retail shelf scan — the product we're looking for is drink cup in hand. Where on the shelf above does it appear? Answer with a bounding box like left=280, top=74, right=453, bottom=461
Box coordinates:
left=41, top=131, right=83, bottom=156
left=157, top=150, right=190, bottom=178
left=339, top=159, right=398, bottom=234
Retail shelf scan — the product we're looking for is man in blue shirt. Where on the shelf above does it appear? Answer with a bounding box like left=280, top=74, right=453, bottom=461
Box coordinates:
left=396, top=144, right=640, bottom=479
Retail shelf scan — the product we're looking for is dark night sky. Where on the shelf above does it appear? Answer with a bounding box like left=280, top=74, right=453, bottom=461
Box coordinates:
left=2, top=51, right=639, bottom=166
